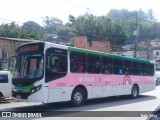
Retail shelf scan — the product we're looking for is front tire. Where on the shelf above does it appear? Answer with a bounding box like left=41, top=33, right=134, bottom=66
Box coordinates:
left=131, top=85, right=139, bottom=98
left=71, top=88, right=86, bottom=107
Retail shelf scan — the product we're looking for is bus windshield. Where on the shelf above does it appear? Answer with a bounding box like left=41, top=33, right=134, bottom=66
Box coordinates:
left=12, top=53, right=44, bottom=79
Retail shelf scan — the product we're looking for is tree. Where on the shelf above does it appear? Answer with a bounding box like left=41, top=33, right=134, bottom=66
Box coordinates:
left=68, top=15, right=76, bottom=24
left=68, top=13, right=129, bottom=48
left=42, top=16, right=63, bottom=35
left=21, top=21, right=45, bottom=40
left=57, top=25, right=72, bottom=41
left=147, top=9, right=155, bottom=21
left=0, top=22, right=21, bottom=38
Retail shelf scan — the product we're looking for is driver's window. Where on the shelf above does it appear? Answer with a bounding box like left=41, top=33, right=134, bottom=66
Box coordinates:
left=45, top=48, right=67, bottom=83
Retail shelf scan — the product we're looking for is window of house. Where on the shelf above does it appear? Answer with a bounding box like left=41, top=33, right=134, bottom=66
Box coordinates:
left=2, top=49, right=8, bottom=62
left=156, top=52, right=159, bottom=55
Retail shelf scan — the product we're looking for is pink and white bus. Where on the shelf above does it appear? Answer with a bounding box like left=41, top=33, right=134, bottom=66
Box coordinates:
left=12, top=41, right=155, bottom=106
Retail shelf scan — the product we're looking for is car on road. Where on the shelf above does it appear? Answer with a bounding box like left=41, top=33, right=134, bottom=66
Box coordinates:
left=0, top=71, right=12, bottom=102
left=155, top=71, right=160, bottom=86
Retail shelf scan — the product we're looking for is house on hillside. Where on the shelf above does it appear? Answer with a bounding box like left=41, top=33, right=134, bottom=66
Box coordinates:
left=0, top=37, right=35, bottom=70
left=73, top=36, right=110, bottom=53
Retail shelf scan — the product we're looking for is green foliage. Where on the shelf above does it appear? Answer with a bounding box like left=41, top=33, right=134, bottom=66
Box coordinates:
left=69, top=13, right=129, bottom=47
left=0, top=8, right=159, bottom=47
left=42, top=16, right=63, bottom=34
left=0, top=22, right=21, bottom=38
left=57, top=25, right=72, bottom=41
left=20, top=21, right=45, bottom=40
left=0, top=21, right=45, bottom=40
left=107, top=9, right=159, bottom=43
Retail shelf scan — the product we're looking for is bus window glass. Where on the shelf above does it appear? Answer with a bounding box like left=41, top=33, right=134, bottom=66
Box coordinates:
left=133, top=61, right=141, bottom=75
left=141, top=62, right=148, bottom=76
left=87, top=54, right=100, bottom=73
left=13, top=53, right=44, bottom=79
left=148, top=63, right=154, bottom=76
left=113, top=58, right=123, bottom=75
left=101, top=56, right=112, bottom=74
left=45, top=48, right=67, bottom=82
left=70, top=52, right=86, bottom=73
left=123, top=59, right=132, bottom=75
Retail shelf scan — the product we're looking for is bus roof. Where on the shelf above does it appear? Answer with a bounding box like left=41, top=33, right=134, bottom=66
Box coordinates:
left=17, top=41, right=152, bottom=63
left=68, top=46, right=151, bottom=63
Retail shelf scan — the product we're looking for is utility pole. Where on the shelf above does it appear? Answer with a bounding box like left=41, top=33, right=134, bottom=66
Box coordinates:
left=146, top=40, right=151, bottom=60
left=133, top=12, right=139, bottom=58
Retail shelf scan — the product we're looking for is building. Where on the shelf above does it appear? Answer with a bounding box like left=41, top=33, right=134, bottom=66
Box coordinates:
left=0, top=37, right=35, bottom=70
left=73, top=36, right=110, bottom=53
left=122, top=51, right=134, bottom=58
left=153, top=48, right=160, bottom=70
left=149, top=39, right=160, bottom=70
left=150, top=38, right=160, bottom=48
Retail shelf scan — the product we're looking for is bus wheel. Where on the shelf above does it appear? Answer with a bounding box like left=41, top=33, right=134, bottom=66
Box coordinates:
left=71, top=88, right=85, bottom=107
left=131, top=85, right=139, bottom=98
left=0, top=93, right=3, bottom=102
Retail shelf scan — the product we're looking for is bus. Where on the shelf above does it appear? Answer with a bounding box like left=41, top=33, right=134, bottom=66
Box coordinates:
left=12, top=41, right=155, bottom=106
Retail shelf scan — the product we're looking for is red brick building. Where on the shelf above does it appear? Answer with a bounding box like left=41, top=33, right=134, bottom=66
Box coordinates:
left=0, top=37, right=35, bottom=70
left=73, top=36, right=110, bottom=53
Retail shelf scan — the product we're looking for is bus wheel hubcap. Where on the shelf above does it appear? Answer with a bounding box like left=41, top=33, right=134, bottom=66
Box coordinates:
left=133, top=88, right=137, bottom=96
left=74, top=92, right=82, bottom=104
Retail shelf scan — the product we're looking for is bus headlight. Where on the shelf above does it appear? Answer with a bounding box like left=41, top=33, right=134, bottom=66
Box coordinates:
left=12, top=86, right=16, bottom=91
left=30, top=85, right=42, bottom=94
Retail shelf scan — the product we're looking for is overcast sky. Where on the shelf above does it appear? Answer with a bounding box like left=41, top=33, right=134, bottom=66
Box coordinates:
left=0, top=0, right=159, bottom=25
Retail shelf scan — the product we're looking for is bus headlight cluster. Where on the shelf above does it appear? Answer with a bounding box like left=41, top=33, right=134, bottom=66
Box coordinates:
left=12, top=86, right=16, bottom=91
left=30, top=85, right=42, bottom=95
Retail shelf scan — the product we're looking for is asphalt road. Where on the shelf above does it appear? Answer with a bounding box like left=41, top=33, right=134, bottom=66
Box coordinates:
left=0, top=86, right=160, bottom=120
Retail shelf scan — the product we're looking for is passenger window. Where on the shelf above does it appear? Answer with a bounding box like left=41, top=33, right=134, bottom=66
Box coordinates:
left=141, top=63, right=148, bottom=76
left=113, top=58, right=123, bottom=75
left=101, top=56, right=112, bottom=74
left=0, top=75, right=8, bottom=83
left=70, top=52, right=86, bottom=73
left=123, top=59, right=132, bottom=75
left=148, top=63, right=154, bottom=76
left=133, top=61, right=141, bottom=75
left=87, top=54, right=100, bottom=73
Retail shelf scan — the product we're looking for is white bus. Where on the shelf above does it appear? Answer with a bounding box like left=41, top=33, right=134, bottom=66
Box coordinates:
left=12, top=42, right=155, bottom=106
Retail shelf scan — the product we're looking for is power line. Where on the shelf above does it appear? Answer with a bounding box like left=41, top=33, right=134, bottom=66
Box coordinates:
left=0, top=18, right=24, bottom=25
left=61, top=0, right=94, bottom=14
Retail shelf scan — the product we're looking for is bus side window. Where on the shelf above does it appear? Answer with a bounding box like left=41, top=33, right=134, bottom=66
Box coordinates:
left=113, top=58, right=123, bottom=75
left=148, top=63, right=154, bottom=76
left=87, top=54, right=100, bottom=74
left=101, top=56, right=112, bottom=74
left=133, top=61, right=141, bottom=75
left=70, top=52, right=86, bottom=73
left=123, top=59, right=132, bottom=75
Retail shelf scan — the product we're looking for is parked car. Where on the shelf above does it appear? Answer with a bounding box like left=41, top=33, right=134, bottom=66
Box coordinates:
left=155, top=71, right=160, bottom=86
left=0, top=71, right=12, bottom=102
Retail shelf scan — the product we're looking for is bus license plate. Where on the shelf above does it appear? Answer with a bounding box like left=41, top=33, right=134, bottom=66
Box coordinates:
left=16, top=94, right=21, bottom=99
